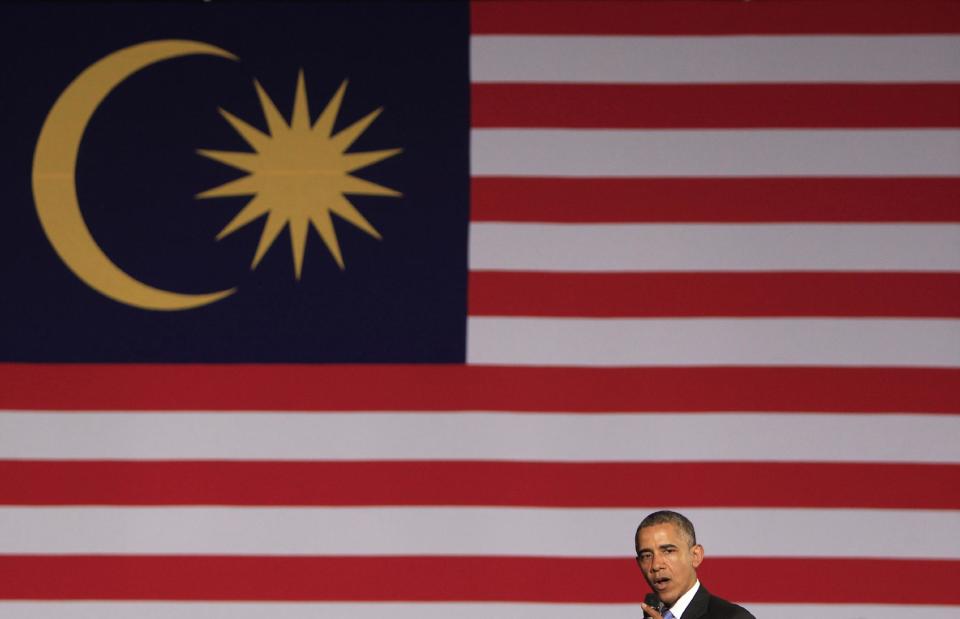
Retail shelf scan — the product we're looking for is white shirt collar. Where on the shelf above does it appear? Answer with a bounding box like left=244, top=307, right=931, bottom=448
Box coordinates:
left=667, top=579, right=700, bottom=618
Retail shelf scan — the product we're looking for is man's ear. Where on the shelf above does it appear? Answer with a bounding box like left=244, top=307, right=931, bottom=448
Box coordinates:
left=691, top=544, right=704, bottom=568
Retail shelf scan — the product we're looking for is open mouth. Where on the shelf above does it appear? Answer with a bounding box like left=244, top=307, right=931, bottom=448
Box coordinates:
left=653, top=576, right=671, bottom=590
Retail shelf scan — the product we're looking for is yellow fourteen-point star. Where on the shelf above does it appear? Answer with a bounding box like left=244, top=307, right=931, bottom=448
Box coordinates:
left=197, top=72, right=402, bottom=277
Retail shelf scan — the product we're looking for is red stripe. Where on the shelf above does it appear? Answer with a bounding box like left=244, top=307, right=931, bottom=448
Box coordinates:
left=3, top=461, right=957, bottom=509
left=472, top=84, right=960, bottom=129
left=470, top=177, right=960, bottom=223
left=469, top=272, right=960, bottom=318
left=0, top=555, right=956, bottom=603
left=471, top=0, right=960, bottom=35
left=2, top=364, right=958, bottom=412
left=701, top=558, right=960, bottom=605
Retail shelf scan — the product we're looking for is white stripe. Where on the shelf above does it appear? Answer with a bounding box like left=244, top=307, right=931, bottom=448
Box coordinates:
left=470, top=35, right=960, bottom=83
left=470, top=129, right=960, bottom=177
left=467, top=318, right=960, bottom=367
left=0, top=507, right=956, bottom=558
left=730, top=607, right=958, bottom=619
left=0, top=603, right=956, bottom=619
left=469, top=223, right=960, bottom=272
left=1, top=411, right=957, bottom=463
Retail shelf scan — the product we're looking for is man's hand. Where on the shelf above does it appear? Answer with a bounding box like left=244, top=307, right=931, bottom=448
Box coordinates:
left=640, top=601, right=664, bottom=619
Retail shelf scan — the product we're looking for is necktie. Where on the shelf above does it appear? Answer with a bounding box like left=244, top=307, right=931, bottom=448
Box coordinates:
left=662, top=610, right=676, bottom=619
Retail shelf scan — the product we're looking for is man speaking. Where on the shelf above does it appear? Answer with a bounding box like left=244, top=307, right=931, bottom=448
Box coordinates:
left=635, top=510, right=756, bottom=619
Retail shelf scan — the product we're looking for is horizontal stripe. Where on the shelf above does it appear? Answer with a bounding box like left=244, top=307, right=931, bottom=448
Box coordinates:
left=469, top=272, right=960, bottom=318
left=0, top=602, right=644, bottom=619
left=471, top=129, right=960, bottom=177
left=470, top=177, right=960, bottom=223
left=2, top=412, right=957, bottom=462
left=0, top=556, right=956, bottom=603
left=471, top=36, right=960, bottom=84
left=468, top=317, right=960, bottom=367
left=471, top=1, right=960, bottom=36
left=2, top=364, right=958, bottom=413
left=472, top=84, right=960, bottom=128
left=0, top=507, right=956, bottom=558
left=2, top=461, right=957, bottom=509
left=469, top=224, right=960, bottom=272
left=3, top=602, right=959, bottom=619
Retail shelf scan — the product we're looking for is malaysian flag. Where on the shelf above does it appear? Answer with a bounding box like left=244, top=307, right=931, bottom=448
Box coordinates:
left=1, top=1, right=958, bottom=617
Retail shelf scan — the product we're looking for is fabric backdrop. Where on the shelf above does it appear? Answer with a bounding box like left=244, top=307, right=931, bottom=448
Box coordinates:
left=1, top=1, right=958, bottom=617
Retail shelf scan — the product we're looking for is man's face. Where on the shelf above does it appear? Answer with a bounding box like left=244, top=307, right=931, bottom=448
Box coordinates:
left=636, top=522, right=704, bottom=606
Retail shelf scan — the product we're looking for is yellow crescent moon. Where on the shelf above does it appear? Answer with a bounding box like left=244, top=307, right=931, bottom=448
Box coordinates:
left=32, top=40, right=239, bottom=311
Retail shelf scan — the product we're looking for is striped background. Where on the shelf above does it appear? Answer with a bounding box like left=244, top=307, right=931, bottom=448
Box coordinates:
left=2, top=1, right=959, bottom=617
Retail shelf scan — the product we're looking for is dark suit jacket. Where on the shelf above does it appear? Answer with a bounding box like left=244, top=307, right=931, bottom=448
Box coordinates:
left=679, top=584, right=756, bottom=619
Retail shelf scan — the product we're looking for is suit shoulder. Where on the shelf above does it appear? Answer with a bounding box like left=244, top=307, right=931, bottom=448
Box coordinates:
left=706, top=593, right=756, bottom=619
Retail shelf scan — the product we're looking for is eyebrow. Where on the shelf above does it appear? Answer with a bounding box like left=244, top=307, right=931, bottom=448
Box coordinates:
left=638, top=543, right=679, bottom=553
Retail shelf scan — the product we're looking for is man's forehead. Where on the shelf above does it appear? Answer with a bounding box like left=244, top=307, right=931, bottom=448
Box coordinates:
left=637, top=522, right=690, bottom=547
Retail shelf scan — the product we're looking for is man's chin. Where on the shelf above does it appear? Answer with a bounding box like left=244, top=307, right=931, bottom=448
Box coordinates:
left=659, top=593, right=679, bottom=606
left=654, top=581, right=683, bottom=606
left=652, top=579, right=672, bottom=594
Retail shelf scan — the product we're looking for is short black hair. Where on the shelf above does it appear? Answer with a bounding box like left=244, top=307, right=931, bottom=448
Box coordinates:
left=634, top=510, right=697, bottom=555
